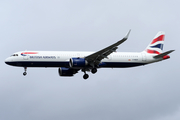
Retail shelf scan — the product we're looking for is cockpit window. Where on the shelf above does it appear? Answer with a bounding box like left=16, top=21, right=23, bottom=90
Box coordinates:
left=11, top=54, right=18, bottom=57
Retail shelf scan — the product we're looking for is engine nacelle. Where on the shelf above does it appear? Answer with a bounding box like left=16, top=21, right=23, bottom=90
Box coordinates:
left=69, top=58, right=88, bottom=68
left=58, top=67, right=74, bottom=76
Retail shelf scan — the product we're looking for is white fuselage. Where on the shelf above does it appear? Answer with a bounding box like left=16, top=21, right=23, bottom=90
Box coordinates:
left=5, top=51, right=162, bottom=68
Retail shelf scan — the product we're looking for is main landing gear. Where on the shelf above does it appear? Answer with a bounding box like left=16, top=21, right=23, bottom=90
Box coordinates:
left=82, top=68, right=98, bottom=80
left=91, top=68, right=97, bottom=74
left=23, top=67, right=27, bottom=76
left=83, top=73, right=89, bottom=79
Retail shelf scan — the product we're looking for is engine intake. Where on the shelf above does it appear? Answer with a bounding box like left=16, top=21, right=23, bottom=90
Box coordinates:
left=58, top=67, right=74, bottom=76
left=69, top=58, right=88, bottom=68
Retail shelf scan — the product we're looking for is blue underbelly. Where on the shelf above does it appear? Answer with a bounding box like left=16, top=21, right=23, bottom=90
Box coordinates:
left=6, top=61, right=145, bottom=68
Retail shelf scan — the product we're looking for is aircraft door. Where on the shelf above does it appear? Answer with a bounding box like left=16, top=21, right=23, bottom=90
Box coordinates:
left=141, top=53, right=146, bottom=61
left=23, top=55, right=29, bottom=60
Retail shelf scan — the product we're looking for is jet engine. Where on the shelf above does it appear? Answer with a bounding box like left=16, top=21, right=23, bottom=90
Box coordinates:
left=69, top=58, right=88, bottom=68
left=58, top=67, right=74, bottom=76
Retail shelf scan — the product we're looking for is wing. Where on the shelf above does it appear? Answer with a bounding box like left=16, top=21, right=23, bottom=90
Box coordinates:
left=85, top=30, right=131, bottom=67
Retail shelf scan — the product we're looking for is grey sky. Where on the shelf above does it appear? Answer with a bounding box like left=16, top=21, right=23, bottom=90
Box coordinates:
left=0, top=0, right=180, bottom=120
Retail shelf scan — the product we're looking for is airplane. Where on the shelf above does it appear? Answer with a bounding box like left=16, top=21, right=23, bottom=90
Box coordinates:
left=5, top=30, right=174, bottom=79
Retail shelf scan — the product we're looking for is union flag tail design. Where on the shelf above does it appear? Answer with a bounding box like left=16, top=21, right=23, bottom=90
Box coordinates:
left=145, top=31, right=165, bottom=54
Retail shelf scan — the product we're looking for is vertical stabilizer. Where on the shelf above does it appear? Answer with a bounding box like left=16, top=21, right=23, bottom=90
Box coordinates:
left=145, top=31, right=165, bottom=54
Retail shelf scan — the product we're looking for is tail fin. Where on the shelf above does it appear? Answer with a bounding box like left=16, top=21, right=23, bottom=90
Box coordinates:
left=145, top=31, right=165, bottom=54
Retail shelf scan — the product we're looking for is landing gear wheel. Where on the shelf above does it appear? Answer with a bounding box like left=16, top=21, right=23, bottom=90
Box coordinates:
left=23, top=72, right=27, bottom=76
left=83, top=74, right=89, bottom=79
left=23, top=67, right=27, bottom=76
left=91, top=68, right=97, bottom=74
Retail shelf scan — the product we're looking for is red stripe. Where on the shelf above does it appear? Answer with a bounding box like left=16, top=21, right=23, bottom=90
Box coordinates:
left=163, top=55, right=170, bottom=59
left=146, top=49, right=160, bottom=54
left=21, top=52, right=38, bottom=54
left=151, top=35, right=165, bottom=44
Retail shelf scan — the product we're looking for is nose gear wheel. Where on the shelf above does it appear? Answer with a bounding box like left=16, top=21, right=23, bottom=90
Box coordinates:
left=23, top=67, right=27, bottom=76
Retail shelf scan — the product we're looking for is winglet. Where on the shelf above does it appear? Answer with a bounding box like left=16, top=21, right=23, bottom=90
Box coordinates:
left=124, top=29, right=131, bottom=40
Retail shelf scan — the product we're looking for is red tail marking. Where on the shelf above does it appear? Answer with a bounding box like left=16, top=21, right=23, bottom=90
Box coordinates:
left=146, top=49, right=160, bottom=54
left=163, top=55, right=170, bottom=60
left=151, top=35, right=165, bottom=44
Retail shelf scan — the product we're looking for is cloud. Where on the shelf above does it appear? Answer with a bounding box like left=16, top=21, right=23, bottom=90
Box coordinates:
left=1, top=0, right=179, bottom=120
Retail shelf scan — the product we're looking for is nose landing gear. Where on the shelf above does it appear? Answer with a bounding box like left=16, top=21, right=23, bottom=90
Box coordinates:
left=23, top=67, right=27, bottom=76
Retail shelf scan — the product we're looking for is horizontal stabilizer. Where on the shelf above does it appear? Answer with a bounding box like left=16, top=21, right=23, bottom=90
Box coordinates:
left=153, top=50, right=175, bottom=59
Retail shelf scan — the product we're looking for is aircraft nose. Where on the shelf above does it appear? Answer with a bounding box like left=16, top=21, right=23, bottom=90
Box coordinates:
left=5, top=57, right=12, bottom=65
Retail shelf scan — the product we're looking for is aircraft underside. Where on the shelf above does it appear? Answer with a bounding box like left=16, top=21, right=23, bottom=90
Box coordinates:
left=5, top=61, right=146, bottom=79
left=6, top=61, right=145, bottom=68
